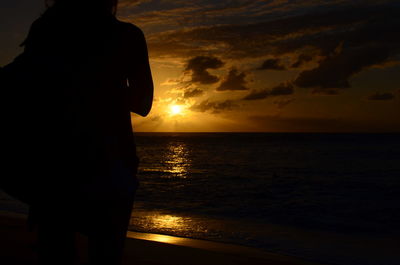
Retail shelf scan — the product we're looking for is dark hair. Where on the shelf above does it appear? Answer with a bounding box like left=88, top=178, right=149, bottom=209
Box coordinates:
left=45, top=0, right=119, bottom=16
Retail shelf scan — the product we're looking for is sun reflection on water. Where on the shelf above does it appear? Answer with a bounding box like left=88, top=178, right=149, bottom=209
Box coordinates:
left=163, top=141, right=191, bottom=178
left=131, top=212, right=209, bottom=237
left=151, top=214, right=189, bottom=230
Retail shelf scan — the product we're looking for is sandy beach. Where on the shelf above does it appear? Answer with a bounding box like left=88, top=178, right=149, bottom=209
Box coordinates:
left=0, top=211, right=323, bottom=265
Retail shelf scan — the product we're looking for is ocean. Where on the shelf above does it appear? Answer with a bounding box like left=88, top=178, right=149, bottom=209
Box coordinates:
left=1, top=133, right=400, bottom=265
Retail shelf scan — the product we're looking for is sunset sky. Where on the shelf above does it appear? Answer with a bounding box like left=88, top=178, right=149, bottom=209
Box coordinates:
left=1, top=0, right=399, bottom=132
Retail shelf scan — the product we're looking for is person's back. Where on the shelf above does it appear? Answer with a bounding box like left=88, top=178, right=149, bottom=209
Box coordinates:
left=6, top=1, right=153, bottom=264
left=25, top=5, right=142, bottom=201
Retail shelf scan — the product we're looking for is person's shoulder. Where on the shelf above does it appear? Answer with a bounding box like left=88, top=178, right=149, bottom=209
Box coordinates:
left=116, top=20, right=145, bottom=39
left=21, top=16, right=47, bottom=47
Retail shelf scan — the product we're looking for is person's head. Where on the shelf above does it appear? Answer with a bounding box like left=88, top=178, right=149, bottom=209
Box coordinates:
left=45, top=0, right=119, bottom=16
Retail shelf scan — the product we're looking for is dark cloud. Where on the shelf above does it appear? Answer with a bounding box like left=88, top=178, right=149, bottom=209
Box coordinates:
left=146, top=3, right=400, bottom=95
left=216, top=68, right=249, bottom=91
left=186, top=56, right=224, bottom=84
left=257, top=59, right=286, bottom=71
left=184, top=88, right=204, bottom=98
left=310, top=88, right=340, bottom=95
left=148, top=4, right=399, bottom=59
left=243, top=83, right=294, bottom=100
left=367, top=92, right=395, bottom=101
left=175, top=98, right=187, bottom=105
left=243, top=89, right=269, bottom=100
left=291, top=54, right=313, bottom=68
left=258, top=59, right=285, bottom=70
left=291, top=7, right=399, bottom=94
left=190, top=99, right=237, bottom=113
left=120, top=0, right=332, bottom=32
left=269, top=83, right=294, bottom=96
left=273, top=98, right=294, bottom=109
left=119, top=0, right=151, bottom=8
left=294, top=42, right=399, bottom=93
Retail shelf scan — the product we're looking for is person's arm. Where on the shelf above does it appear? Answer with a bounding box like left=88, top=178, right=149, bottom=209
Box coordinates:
left=127, top=26, right=153, bottom=117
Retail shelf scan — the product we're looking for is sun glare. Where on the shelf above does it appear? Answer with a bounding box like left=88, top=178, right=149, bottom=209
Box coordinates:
left=169, top=105, right=183, bottom=116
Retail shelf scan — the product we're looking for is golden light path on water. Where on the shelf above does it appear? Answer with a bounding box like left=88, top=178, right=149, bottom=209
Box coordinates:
left=139, top=135, right=191, bottom=178
left=130, top=212, right=210, bottom=238
left=163, top=141, right=191, bottom=178
left=147, top=214, right=191, bottom=231
left=132, top=139, right=197, bottom=235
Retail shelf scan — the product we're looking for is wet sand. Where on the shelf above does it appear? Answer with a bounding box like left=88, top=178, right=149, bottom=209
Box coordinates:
left=0, top=211, right=323, bottom=265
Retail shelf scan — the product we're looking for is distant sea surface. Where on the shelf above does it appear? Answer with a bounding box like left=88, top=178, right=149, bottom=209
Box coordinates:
left=1, top=133, right=400, bottom=265
left=132, top=133, right=400, bottom=265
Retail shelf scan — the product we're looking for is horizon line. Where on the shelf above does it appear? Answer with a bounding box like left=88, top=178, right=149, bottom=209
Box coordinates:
left=134, top=131, right=400, bottom=134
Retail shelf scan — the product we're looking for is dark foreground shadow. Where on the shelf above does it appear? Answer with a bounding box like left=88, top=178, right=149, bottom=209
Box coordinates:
left=0, top=1, right=153, bottom=264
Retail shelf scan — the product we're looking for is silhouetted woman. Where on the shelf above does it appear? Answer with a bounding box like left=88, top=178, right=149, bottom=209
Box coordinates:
left=6, top=0, right=153, bottom=264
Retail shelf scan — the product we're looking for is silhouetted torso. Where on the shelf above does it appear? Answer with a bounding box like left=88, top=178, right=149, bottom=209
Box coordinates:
left=1, top=4, right=152, bottom=264
left=18, top=7, right=142, bottom=215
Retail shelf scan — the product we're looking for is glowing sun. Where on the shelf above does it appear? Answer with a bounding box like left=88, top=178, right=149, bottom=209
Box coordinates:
left=169, top=105, right=184, bottom=116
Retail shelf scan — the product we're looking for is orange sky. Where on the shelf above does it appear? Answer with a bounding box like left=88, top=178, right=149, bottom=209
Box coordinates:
left=1, top=0, right=399, bottom=132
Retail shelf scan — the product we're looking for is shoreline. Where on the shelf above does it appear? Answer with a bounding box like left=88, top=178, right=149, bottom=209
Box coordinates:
left=2, top=206, right=400, bottom=265
left=0, top=211, right=323, bottom=265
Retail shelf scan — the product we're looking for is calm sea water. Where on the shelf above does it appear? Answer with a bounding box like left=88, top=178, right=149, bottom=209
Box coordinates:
left=1, top=133, right=400, bottom=264
left=131, top=133, right=400, bottom=264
